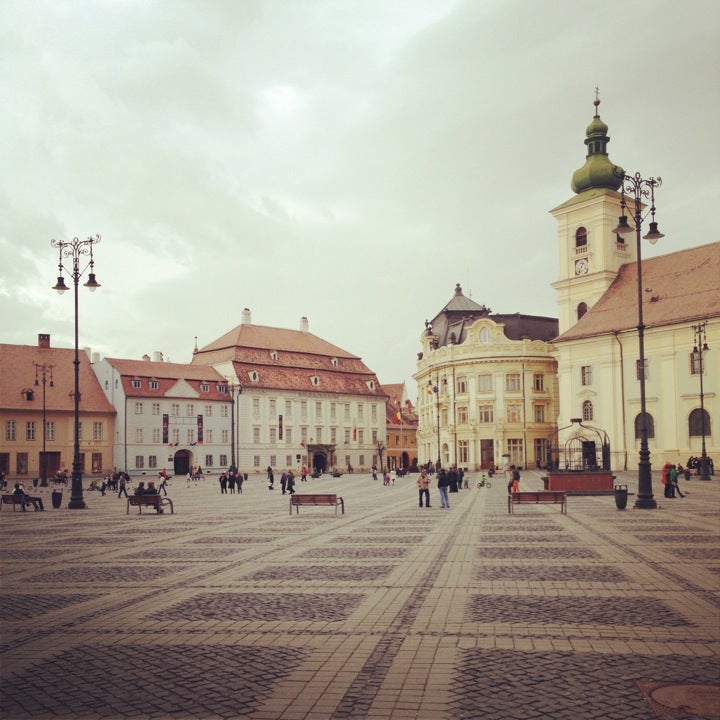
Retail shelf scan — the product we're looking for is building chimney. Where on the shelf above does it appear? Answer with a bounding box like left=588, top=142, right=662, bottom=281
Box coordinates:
left=241, top=308, right=252, bottom=325
left=142, top=354, right=150, bottom=362
left=91, top=352, right=100, bottom=363
left=84, top=346, right=92, bottom=359
left=300, top=316, right=309, bottom=333
left=38, top=333, right=50, bottom=349
left=153, top=351, right=163, bottom=362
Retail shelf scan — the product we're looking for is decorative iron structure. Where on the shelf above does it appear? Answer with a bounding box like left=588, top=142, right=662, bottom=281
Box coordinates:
left=692, top=321, right=711, bottom=481
left=33, top=362, right=55, bottom=484
left=613, top=169, right=664, bottom=509
left=51, top=234, right=101, bottom=510
left=546, top=419, right=611, bottom=472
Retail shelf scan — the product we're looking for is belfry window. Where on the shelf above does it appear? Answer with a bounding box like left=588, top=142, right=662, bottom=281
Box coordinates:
left=575, top=227, right=587, bottom=248
left=577, top=302, right=588, bottom=320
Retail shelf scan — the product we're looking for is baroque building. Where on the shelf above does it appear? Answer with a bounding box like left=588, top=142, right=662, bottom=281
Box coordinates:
left=551, top=98, right=719, bottom=470
left=383, top=382, right=418, bottom=472
left=92, top=355, right=231, bottom=477
left=414, top=285, right=558, bottom=471
left=191, top=309, right=387, bottom=474
left=0, top=334, right=116, bottom=481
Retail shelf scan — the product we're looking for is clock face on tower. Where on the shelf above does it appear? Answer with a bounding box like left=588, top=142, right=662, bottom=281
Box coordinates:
left=575, top=258, right=589, bottom=275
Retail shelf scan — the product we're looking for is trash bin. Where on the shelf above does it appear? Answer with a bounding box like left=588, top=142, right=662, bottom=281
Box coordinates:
left=614, top=484, right=628, bottom=510
left=51, top=490, right=63, bottom=509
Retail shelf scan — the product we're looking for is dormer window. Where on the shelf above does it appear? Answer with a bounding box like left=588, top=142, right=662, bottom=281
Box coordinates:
left=366, top=380, right=375, bottom=391
left=149, top=380, right=159, bottom=390
left=270, top=350, right=278, bottom=361
left=200, top=383, right=210, bottom=393
left=131, top=379, right=141, bottom=389
left=330, top=357, right=339, bottom=368
left=249, top=371, right=259, bottom=383
left=310, top=375, right=320, bottom=386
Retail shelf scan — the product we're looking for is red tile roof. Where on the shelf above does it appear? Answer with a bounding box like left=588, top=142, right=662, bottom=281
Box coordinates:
left=555, top=242, right=720, bottom=342
left=197, top=324, right=359, bottom=358
left=193, top=323, right=386, bottom=399
left=0, top=343, right=115, bottom=413
left=102, top=358, right=230, bottom=401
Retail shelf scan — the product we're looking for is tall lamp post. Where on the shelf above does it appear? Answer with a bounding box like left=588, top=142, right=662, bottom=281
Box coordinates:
left=227, top=381, right=242, bottom=472
left=33, top=362, right=55, bottom=485
left=692, top=322, right=711, bottom=481
left=51, top=234, right=101, bottom=510
left=428, top=377, right=441, bottom=470
left=613, top=172, right=663, bottom=509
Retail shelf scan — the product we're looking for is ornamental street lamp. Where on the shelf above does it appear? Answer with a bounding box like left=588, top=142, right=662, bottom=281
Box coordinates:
left=33, top=362, right=55, bottom=485
left=613, top=172, right=663, bottom=509
left=52, top=234, right=101, bottom=510
left=692, top=322, right=711, bottom=481
left=428, top=377, right=441, bottom=470
left=226, top=381, right=242, bottom=472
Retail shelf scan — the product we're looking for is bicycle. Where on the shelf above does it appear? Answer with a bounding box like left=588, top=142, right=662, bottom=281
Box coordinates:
left=477, top=475, right=492, bottom=489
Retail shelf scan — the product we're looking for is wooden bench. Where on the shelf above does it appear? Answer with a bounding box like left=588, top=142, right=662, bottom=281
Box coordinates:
left=127, top=495, right=174, bottom=515
left=290, top=493, right=344, bottom=515
left=1, top=494, right=31, bottom=511
left=509, top=490, right=567, bottom=514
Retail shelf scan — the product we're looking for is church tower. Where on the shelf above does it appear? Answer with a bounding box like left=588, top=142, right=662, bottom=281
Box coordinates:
left=550, top=96, right=636, bottom=335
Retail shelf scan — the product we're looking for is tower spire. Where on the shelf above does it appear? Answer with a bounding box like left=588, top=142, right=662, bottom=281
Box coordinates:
left=570, top=92, right=623, bottom=194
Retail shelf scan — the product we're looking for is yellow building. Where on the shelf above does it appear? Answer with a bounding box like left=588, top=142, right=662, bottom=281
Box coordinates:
left=0, top=334, right=116, bottom=482
left=415, top=285, right=559, bottom=471
left=551, top=99, right=719, bottom=471
left=383, top=382, right=418, bottom=472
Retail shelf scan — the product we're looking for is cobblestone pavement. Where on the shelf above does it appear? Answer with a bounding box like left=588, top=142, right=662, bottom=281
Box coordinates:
left=1, top=470, right=718, bottom=719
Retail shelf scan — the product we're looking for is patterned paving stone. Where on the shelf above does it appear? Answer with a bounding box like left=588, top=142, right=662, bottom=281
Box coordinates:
left=449, top=649, right=719, bottom=720
left=191, top=535, right=272, bottom=543
left=478, top=533, right=573, bottom=543
left=467, top=594, right=692, bottom=626
left=336, top=535, right=424, bottom=544
left=125, top=548, right=224, bottom=559
left=27, top=565, right=180, bottom=584
left=476, top=565, right=630, bottom=583
left=2, top=643, right=306, bottom=719
left=482, top=522, right=560, bottom=532
left=159, top=592, right=364, bottom=622
left=640, top=534, right=717, bottom=544
left=2, top=594, right=98, bottom=620
left=245, top=564, right=394, bottom=582
left=306, top=546, right=410, bottom=559
left=479, top=546, right=600, bottom=559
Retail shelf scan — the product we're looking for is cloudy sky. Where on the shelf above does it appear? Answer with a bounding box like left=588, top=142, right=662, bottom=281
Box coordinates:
left=2, top=0, right=718, bottom=392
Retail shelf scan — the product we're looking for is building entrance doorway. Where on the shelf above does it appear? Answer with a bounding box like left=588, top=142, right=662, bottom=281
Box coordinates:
left=174, top=450, right=191, bottom=476
left=39, top=451, right=61, bottom=480
left=312, top=452, right=327, bottom=473
left=480, top=440, right=494, bottom=468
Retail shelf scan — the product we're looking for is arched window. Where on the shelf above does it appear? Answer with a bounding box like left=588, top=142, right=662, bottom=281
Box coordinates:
left=634, top=412, right=655, bottom=439
left=575, top=227, right=587, bottom=248
left=689, top=408, right=711, bottom=437
left=582, top=400, right=594, bottom=421
left=577, top=302, right=588, bottom=320
left=479, top=327, right=491, bottom=345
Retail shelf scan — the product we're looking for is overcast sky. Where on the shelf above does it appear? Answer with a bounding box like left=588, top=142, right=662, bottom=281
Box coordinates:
left=2, top=0, right=718, bottom=394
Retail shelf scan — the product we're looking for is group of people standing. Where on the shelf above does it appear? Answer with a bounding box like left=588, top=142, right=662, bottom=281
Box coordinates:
left=218, top=471, right=244, bottom=494
left=417, top=466, right=466, bottom=508
left=661, top=462, right=686, bottom=499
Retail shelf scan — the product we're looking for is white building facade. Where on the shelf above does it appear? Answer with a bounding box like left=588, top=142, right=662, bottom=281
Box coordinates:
left=551, top=99, right=719, bottom=471
left=92, top=356, right=232, bottom=476
left=191, top=311, right=388, bottom=474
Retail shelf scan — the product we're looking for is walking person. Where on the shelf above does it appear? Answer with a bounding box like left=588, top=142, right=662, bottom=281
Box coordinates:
left=219, top=473, right=228, bottom=494
left=280, top=471, right=288, bottom=495
left=158, top=474, right=169, bottom=496
left=417, top=469, right=431, bottom=508
left=287, top=470, right=296, bottom=495
left=117, top=474, right=129, bottom=498
left=438, top=469, right=451, bottom=509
